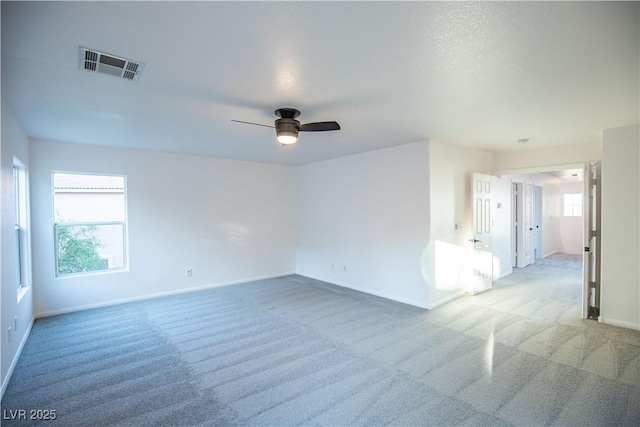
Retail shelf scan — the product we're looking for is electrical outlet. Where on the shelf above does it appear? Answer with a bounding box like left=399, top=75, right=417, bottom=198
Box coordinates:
left=186, top=269, right=193, bottom=277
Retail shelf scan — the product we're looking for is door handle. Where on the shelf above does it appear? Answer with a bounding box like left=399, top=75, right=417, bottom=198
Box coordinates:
left=469, top=238, right=480, bottom=243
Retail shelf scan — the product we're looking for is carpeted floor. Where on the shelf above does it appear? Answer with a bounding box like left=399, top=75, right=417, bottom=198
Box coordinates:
left=2, top=253, right=639, bottom=426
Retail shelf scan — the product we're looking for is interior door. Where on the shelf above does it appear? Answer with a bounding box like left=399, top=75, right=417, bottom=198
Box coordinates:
left=523, top=182, right=534, bottom=266
left=583, top=162, right=601, bottom=319
left=533, top=186, right=543, bottom=260
left=470, top=173, right=493, bottom=294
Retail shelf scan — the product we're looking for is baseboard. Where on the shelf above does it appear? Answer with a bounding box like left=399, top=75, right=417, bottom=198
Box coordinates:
left=1, top=318, right=34, bottom=400
left=495, top=269, right=513, bottom=280
left=425, top=291, right=466, bottom=310
left=298, top=273, right=430, bottom=310
left=35, top=272, right=296, bottom=318
left=543, top=250, right=558, bottom=258
left=599, top=316, right=640, bottom=331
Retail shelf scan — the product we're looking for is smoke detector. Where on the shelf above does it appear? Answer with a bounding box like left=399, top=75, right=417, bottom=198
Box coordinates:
left=80, top=47, right=144, bottom=81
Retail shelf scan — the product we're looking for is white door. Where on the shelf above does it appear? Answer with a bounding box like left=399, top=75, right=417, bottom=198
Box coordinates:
left=523, top=182, right=534, bottom=266
left=470, top=173, right=493, bottom=294
left=583, top=162, right=601, bottom=319
left=533, top=186, right=543, bottom=260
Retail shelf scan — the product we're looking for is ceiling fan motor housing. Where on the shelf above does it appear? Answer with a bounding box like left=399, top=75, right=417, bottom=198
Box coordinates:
left=275, top=118, right=300, bottom=132
left=275, top=108, right=301, bottom=144
left=275, top=118, right=299, bottom=143
left=275, top=108, right=301, bottom=119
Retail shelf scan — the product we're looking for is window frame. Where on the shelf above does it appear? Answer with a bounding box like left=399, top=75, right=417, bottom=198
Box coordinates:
left=562, top=193, right=583, bottom=217
left=52, top=171, right=129, bottom=278
left=13, top=158, right=30, bottom=291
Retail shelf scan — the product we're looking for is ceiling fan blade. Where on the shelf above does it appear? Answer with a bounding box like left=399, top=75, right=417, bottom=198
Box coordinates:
left=231, top=120, right=275, bottom=129
left=298, top=121, right=341, bottom=132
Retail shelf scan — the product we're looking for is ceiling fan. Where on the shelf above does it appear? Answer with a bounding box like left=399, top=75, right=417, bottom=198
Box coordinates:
left=232, top=108, right=340, bottom=146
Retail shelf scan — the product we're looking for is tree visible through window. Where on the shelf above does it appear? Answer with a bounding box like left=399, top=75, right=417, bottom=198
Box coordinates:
left=53, top=173, right=127, bottom=276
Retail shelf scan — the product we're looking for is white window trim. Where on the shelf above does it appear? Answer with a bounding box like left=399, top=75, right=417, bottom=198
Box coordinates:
left=563, top=193, right=583, bottom=217
left=52, top=171, right=129, bottom=278
left=13, top=157, right=32, bottom=299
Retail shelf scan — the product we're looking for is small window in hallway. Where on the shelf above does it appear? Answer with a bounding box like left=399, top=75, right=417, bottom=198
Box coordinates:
left=563, top=193, right=582, bottom=217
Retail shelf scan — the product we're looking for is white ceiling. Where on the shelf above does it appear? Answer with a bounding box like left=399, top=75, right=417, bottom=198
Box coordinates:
left=2, top=1, right=638, bottom=166
left=541, top=168, right=584, bottom=182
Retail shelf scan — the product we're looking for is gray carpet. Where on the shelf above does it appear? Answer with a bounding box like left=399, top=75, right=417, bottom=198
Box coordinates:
left=2, top=254, right=639, bottom=426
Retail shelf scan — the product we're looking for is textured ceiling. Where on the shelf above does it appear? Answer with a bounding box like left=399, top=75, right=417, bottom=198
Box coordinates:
left=2, top=1, right=638, bottom=166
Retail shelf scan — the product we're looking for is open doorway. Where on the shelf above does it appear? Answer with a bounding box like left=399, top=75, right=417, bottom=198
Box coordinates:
left=501, top=163, right=600, bottom=321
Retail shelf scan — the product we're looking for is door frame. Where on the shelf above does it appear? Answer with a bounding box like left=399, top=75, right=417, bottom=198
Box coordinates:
left=496, top=162, right=596, bottom=321
left=583, top=162, right=601, bottom=319
left=512, top=181, right=534, bottom=268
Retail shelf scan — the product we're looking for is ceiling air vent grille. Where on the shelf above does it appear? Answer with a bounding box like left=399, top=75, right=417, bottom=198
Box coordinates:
left=80, top=47, right=144, bottom=82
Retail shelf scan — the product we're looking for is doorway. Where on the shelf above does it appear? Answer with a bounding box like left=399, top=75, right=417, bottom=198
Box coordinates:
left=511, top=181, right=534, bottom=268
left=502, top=163, right=599, bottom=320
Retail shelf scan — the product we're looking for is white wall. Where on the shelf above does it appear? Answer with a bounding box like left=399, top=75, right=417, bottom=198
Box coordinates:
left=558, top=181, right=584, bottom=255
left=30, top=139, right=297, bottom=316
left=296, top=141, right=431, bottom=308
left=600, top=124, right=640, bottom=329
left=296, top=140, right=514, bottom=309
left=491, top=175, right=513, bottom=279
left=1, top=100, right=34, bottom=397
left=426, top=141, right=496, bottom=307
left=542, top=179, right=563, bottom=257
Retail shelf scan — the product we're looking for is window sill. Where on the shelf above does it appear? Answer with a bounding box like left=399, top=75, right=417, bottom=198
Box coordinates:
left=17, top=285, right=30, bottom=304
left=55, top=267, right=129, bottom=280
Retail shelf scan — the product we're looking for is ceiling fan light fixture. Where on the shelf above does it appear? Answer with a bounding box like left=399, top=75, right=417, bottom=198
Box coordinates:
left=232, top=107, right=340, bottom=146
left=277, top=130, right=298, bottom=145
left=275, top=117, right=299, bottom=145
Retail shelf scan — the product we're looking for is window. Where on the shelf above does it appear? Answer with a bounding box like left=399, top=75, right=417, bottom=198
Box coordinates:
left=563, top=193, right=582, bottom=217
left=14, top=158, right=29, bottom=289
left=53, top=172, right=127, bottom=276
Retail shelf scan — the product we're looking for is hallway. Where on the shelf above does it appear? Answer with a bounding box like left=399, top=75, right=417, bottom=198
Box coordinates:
left=491, top=253, right=583, bottom=325
left=425, top=253, right=639, bottom=383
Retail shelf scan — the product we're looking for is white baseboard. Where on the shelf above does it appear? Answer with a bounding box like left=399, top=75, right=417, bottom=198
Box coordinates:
left=599, top=316, right=640, bottom=331
left=35, top=272, right=296, bottom=318
left=1, top=318, right=34, bottom=400
left=426, top=291, right=466, bottom=310
left=543, top=250, right=558, bottom=258
left=298, top=273, right=430, bottom=310
left=494, top=269, right=513, bottom=280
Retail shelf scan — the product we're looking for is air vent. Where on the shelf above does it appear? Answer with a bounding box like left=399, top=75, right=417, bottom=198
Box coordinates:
left=80, top=47, right=144, bottom=81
